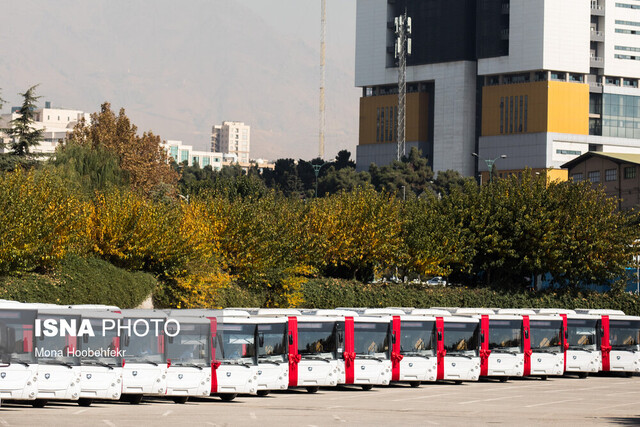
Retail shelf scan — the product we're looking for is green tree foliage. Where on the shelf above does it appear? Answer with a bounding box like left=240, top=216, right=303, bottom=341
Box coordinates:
left=370, top=147, right=435, bottom=197
left=3, top=85, right=44, bottom=157
left=179, top=163, right=267, bottom=200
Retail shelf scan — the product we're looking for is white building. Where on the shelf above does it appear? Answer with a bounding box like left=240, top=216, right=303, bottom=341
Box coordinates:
left=211, top=121, right=250, bottom=163
left=163, top=140, right=224, bottom=170
left=0, top=103, right=90, bottom=155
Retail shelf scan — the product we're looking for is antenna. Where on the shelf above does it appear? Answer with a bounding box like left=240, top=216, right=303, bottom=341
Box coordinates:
left=319, top=0, right=326, bottom=159
left=395, top=9, right=412, bottom=161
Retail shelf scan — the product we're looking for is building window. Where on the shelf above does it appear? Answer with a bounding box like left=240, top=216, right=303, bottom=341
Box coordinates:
left=509, top=96, right=514, bottom=133
left=500, top=97, right=504, bottom=134
left=556, top=149, right=581, bottom=155
left=624, top=166, right=637, bottom=179
left=588, top=171, right=601, bottom=183
left=180, top=150, right=189, bottom=163
left=605, top=169, right=617, bottom=181
left=518, top=96, right=523, bottom=132
left=524, top=95, right=528, bottom=132
left=572, top=173, right=583, bottom=182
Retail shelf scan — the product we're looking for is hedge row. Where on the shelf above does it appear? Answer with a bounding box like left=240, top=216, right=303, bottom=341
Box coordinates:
left=299, top=279, right=640, bottom=316
left=0, top=255, right=156, bottom=308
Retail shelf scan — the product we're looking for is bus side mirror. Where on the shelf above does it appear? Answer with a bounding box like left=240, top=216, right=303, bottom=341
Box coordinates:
left=437, top=331, right=442, bottom=341
left=600, top=328, right=604, bottom=336
left=392, top=333, right=396, bottom=344
left=288, top=334, right=293, bottom=346
left=338, top=333, right=344, bottom=344
left=124, top=334, right=130, bottom=347
left=83, top=334, right=89, bottom=344
left=7, top=329, right=15, bottom=352
left=481, top=332, right=485, bottom=344
left=524, top=330, right=529, bottom=339
left=258, top=333, right=264, bottom=347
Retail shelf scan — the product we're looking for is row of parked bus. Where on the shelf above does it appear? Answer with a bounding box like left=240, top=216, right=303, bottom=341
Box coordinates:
left=0, top=301, right=638, bottom=408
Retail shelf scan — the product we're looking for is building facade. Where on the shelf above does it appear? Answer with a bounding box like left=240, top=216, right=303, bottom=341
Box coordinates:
left=211, top=121, right=251, bottom=164
left=355, top=0, right=640, bottom=176
left=163, top=140, right=224, bottom=170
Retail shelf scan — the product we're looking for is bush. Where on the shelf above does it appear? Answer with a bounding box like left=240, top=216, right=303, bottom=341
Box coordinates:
left=0, top=255, right=156, bottom=308
left=301, top=278, right=640, bottom=316
left=154, top=280, right=269, bottom=309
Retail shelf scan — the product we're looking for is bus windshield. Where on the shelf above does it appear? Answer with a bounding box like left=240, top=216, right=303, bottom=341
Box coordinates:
left=488, top=320, right=522, bottom=352
left=530, top=320, right=562, bottom=352
left=444, top=322, right=478, bottom=356
left=217, top=323, right=256, bottom=365
left=81, top=317, right=122, bottom=367
left=399, top=321, right=435, bottom=357
left=257, top=323, right=287, bottom=363
left=0, top=309, right=37, bottom=365
left=354, top=322, right=389, bottom=359
left=609, top=319, right=640, bottom=351
left=297, top=322, right=336, bottom=359
left=35, top=314, right=81, bottom=366
left=121, top=318, right=165, bottom=364
left=567, top=318, right=598, bottom=351
left=165, top=323, right=210, bottom=367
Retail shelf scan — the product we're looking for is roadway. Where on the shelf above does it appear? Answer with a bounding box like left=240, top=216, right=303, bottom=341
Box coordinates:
left=0, top=375, right=638, bottom=426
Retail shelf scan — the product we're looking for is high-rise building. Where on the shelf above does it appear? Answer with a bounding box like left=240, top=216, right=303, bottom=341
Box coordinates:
left=355, top=0, right=640, bottom=180
left=211, top=121, right=250, bottom=164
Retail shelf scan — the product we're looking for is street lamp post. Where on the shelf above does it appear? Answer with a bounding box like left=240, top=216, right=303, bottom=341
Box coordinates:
left=472, top=153, right=507, bottom=184
left=312, top=162, right=332, bottom=197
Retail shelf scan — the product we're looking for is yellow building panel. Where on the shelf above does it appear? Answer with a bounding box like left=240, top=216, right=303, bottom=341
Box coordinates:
left=359, top=93, right=429, bottom=146
left=481, top=81, right=589, bottom=137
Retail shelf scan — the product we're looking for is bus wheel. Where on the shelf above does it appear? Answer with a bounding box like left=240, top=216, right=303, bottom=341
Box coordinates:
left=625, top=372, right=634, bottom=378
left=220, top=394, right=237, bottom=402
left=32, top=399, right=48, bottom=408
left=306, top=387, right=320, bottom=393
left=173, top=397, right=188, bottom=404
left=257, top=390, right=270, bottom=397
left=499, top=377, right=509, bottom=383
left=409, top=381, right=421, bottom=388
left=454, top=381, right=463, bottom=385
left=540, top=376, right=548, bottom=381
left=578, top=372, right=588, bottom=379
left=361, top=385, right=373, bottom=391
left=78, top=398, right=93, bottom=407
left=129, top=394, right=144, bottom=405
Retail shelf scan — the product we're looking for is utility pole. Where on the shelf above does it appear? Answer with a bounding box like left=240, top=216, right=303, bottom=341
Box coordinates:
left=319, top=0, right=326, bottom=158
left=395, top=10, right=412, bottom=161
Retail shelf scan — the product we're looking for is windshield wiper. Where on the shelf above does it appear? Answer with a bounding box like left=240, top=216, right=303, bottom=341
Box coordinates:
left=258, top=357, right=283, bottom=365
left=611, top=345, right=639, bottom=352
left=131, top=359, right=159, bottom=366
left=531, top=348, right=560, bottom=354
left=9, top=360, right=30, bottom=367
left=447, top=353, right=474, bottom=359
left=83, top=360, right=114, bottom=370
left=491, top=349, right=520, bottom=355
left=356, top=354, right=384, bottom=362
left=568, top=348, right=594, bottom=353
left=222, top=360, right=254, bottom=368
left=401, top=352, right=433, bottom=359
left=43, top=360, right=74, bottom=369
left=300, top=355, right=332, bottom=363
left=173, top=363, right=204, bottom=370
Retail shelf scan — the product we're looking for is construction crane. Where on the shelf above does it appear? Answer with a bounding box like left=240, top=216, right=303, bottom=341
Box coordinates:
left=319, top=0, right=326, bottom=159
left=395, top=10, right=412, bottom=161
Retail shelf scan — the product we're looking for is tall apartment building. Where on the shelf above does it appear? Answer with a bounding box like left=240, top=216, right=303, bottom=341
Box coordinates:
left=211, top=121, right=250, bottom=163
left=162, top=140, right=225, bottom=170
left=355, top=0, right=640, bottom=178
left=0, top=103, right=90, bottom=154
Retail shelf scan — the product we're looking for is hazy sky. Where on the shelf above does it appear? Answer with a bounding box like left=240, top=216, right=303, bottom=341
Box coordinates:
left=1, top=0, right=359, bottom=160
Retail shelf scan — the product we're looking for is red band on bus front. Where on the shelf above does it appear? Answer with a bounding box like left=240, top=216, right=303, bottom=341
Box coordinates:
left=344, top=317, right=355, bottom=384
left=391, top=316, right=402, bottom=381
left=288, top=316, right=299, bottom=387
left=480, top=315, right=491, bottom=377
left=436, top=317, right=445, bottom=380
left=523, top=315, right=531, bottom=376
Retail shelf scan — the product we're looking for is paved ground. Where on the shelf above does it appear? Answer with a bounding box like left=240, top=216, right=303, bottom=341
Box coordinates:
left=0, top=375, right=639, bottom=426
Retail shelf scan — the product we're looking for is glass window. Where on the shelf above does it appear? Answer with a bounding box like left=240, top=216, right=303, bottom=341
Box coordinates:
left=297, top=322, right=336, bottom=359
left=217, top=323, right=256, bottom=364
left=529, top=320, right=562, bottom=351
left=35, top=314, right=82, bottom=366
left=399, top=321, right=435, bottom=357
left=524, top=95, right=528, bottom=132
left=0, top=309, right=37, bottom=365
left=624, top=166, right=637, bottom=179
left=443, top=321, right=478, bottom=356
left=500, top=97, right=504, bottom=134
left=609, top=319, right=640, bottom=351
left=488, top=320, right=522, bottom=352
left=81, top=317, right=122, bottom=366
left=165, top=322, right=210, bottom=367
left=588, top=171, right=601, bottom=183
left=572, top=173, right=584, bottom=182
left=354, top=322, right=390, bottom=358
left=567, top=318, right=597, bottom=350
left=257, top=323, right=287, bottom=363
left=605, top=169, right=617, bottom=181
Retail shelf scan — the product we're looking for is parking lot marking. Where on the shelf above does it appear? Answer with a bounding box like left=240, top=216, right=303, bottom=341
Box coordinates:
left=73, top=409, right=88, bottom=415
left=458, top=395, right=523, bottom=405
left=162, top=410, right=173, bottom=417
left=594, top=402, right=638, bottom=411
left=525, top=398, right=583, bottom=408
left=332, top=415, right=346, bottom=423
left=102, top=420, right=116, bottom=427
left=249, top=412, right=257, bottom=420
left=0, top=419, right=9, bottom=426
left=392, top=392, right=456, bottom=402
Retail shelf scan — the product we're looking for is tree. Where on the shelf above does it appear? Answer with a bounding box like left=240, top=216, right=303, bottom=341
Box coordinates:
left=333, top=150, right=356, bottom=170
left=69, top=102, right=178, bottom=197
left=3, top=85, right=43, bottom=157
left=0, top=88, right=5, bottom=110
left=370, top=147, right=435, bottom=197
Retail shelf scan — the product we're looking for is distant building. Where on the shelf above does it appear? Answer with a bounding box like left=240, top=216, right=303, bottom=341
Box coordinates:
left=163, top=140, right=224, bottom=170
left=0, top=102, right=90, bottom=154
left=562, top=152, right=640, bottom=209
left=211, top=121, right=250, bottom=163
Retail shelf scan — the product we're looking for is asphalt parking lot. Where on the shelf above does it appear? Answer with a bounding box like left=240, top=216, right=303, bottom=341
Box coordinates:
left=0, top=375, right=638, bottom=426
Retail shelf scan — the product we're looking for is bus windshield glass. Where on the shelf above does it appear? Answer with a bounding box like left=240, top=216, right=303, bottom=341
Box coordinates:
left=529, top=320, right=562, bottom=352
left=121, top=318, right=165, bottom=364
left=609, top=319, right=640, bottom=351
left=297, top=322, right=336, bottom=359
left=567, top=318, right=598, bottom=350
left=354, top=322, right=389, bottom=359
left=400, top=321, right=435, bottom=357
left=217, top=323, right=255, bottom=365
left=35, top=314, right=81, bottom=366
left=81, top=317, right=122, bottom=367
left=0, top=309, right=37, bottom=365
left=488, top=320, right=522, bottom=352
left=257, top=323, right=287, bottom=363
left=165, top=322, right=210, bottom=367
left=443, top=322, right=478, bottom=356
